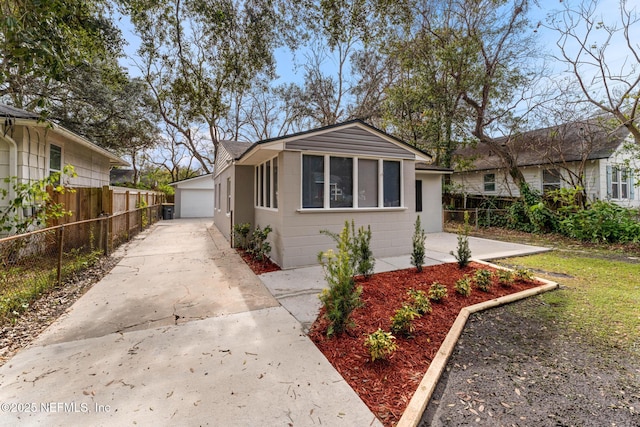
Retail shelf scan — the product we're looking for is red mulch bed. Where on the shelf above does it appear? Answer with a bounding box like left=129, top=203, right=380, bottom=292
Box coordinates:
left=236, top=249, right=281, bottom=274
left=308, top=261, right=542, bottom=426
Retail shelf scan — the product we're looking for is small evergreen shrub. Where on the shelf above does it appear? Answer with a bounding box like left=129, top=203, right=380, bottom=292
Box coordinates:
left=455, top=276, right=472, bottom=297
left=428, top=281, right=448, bottom=302
left=450, top=211, right=472, bottom=268
left=497, top=269, right=514, bottom=287
left=318, top=222, right=363, bottom=336
left=353, top=223, right=375, bottom=279
left=407, top=289, right=432, bottom=315
left=411, top=216, right=427, bottom=272
left=514, top=268, right=534, bottom=282
left=390, top=305, right=420, bottom=336
left=474, top=269, right=493, bottom=292
left=321, top=220, right=375, bottom=279
left=364, top=328, right=397, bottom=362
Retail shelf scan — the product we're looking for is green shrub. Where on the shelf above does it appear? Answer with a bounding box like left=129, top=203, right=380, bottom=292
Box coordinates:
left=321, top=220, right=375, bottom=279
left=474, top=269, right=493, bottom=292
left=407, top=289, right=432, bottom=315
left=233, top=223, right=251, bottom=250
left=450, top=211, right=472, bottom=268
left=0, top=165, right=77, bottom=234
left=428, top=281, right=448, bottom=302
left=514, top=268, right=534, bottom=282
left=352, top=223, right=375, bottom=279
left=248, top=224, right=272, bottom=261
left=390, top=305, right=420, bottom=336
left=411, top=216, right=427, bottom=272
left=497, top=270, right=514, bottom=287
left=559, top=201, right=640, bottom=243
left=455, top=276, right=472, bottom=296
left=318, top=222, right=363, bottom=336
left=364, top=328, right=397, bottom=362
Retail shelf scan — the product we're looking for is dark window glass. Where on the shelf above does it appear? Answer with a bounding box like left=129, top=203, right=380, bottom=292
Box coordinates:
left=383, top=160, right=400, bottom=207
left=302, top=155, right=324, bottom=208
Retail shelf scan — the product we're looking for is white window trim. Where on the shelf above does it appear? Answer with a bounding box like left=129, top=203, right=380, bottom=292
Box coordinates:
left=300, top=153, right=404, bottom=210
left=610, top=166, right=633, bottom=200
left=49, top=143, right=63, bottom=175
left=483, top=173, right=496, bottom=193
left=255, top=155, right=279, bottom=211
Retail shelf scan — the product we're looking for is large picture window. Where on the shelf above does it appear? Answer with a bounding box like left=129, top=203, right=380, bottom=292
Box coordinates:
left=358, top=159, right=378, bottom=207
left=330, top=157, right=353, bottom=208
left=302, top=155, right=324, bottom=208
left=256, top=157, right=278, bottom=209
left=302, top=154, right=402, bottom=209
left=383, top=160, right=401, bottom=207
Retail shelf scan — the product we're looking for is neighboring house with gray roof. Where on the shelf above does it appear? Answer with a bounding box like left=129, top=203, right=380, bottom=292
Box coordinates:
left=451, top=119, right=639, bottom=207
left=0, top=103, right=129, bottom=220
left=214, top=120, right=451, bottom=269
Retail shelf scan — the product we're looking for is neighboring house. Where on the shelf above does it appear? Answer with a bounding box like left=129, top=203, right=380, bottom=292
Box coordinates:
left=0, top=103, right=129, bottom=213
left=169, top=174, right=215, bottom=218
left=214, top=120, right=451, bottom=269
left=452, top=121, right=639, bottom=207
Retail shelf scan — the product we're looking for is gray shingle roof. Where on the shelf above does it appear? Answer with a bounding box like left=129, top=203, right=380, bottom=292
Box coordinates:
left=454, top=119, right=630, bottom=171
left=220, top=140, right=254, bottom=160
left=0, top=103, right=40, bottom=120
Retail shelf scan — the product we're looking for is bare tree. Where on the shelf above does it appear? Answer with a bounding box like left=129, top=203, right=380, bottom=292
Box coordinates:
left=548, top=0, right=640, bottom=143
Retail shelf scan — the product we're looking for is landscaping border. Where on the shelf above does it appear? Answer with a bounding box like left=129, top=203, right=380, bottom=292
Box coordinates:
left=396, top=260, right=560, bottom=427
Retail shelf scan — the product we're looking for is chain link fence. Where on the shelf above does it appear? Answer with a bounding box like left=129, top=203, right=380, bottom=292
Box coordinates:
left=444, top=207, right=510, bottom=229
left=0, top=204, right=162, bottom=323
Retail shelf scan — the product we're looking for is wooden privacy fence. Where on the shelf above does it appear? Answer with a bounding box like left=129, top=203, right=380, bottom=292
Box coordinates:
left=49, top=186, right=165, bottom=224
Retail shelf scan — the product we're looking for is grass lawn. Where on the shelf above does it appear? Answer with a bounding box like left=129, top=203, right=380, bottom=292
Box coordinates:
left=448, top=224, right=640, bottom=353
left=498, top=253, right=640, bottom=352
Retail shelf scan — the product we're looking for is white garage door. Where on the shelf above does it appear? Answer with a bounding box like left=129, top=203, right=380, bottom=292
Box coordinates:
left=180, top=189, right=214, bottom=218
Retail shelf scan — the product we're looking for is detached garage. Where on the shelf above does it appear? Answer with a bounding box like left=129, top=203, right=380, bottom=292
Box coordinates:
left=170, top=174, right=215, bottom=218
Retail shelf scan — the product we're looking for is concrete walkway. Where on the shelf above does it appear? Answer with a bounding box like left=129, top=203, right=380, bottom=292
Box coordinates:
left=0, top=219, right=381, bottom=426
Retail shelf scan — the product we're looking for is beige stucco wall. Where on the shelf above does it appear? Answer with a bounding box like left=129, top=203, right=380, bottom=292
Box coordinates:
left=416, top=172, right=445, bottom=234
left=213, top=165, right=234, bottom=241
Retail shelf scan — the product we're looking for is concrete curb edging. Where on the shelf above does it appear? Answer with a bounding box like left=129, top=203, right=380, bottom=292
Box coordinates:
left=397, top=261, right=560, bottom=427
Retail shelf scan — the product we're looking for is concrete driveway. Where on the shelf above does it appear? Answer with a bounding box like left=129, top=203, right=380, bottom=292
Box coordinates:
left=0, top=219, right=381, bottom=426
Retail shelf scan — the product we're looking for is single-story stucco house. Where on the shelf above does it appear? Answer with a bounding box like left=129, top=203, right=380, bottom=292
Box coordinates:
left=452, top=120, right=639, bottom=207
left=169, top=174, right=215, bottom=218
left=0, top=103, right=129, bottom=217
left=213, top=120, right=451, bottom=269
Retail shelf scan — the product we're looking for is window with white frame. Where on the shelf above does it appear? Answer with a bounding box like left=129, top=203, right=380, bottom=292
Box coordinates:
left=49, top=144, right=62, bottom=175
left=301, top=154, right=402, bottom=209
left=255, top=157, right=278, bottom=209
left=217, top=183, right=221, bottom=211
left=483, top=173, right=495, bottom=192
left=542, top=169, right=562, bottom=193
left=610, top=166, right=634, bottom=200
left=226, top=177, right=231, bottom=213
